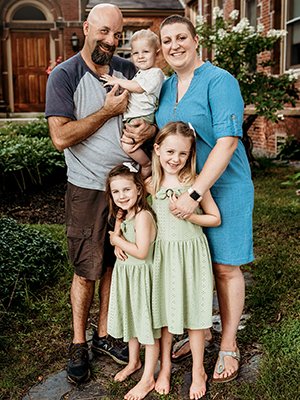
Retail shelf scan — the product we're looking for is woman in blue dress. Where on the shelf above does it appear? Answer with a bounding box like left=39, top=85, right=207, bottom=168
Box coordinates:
left=155, top=15, right=254, bottom=386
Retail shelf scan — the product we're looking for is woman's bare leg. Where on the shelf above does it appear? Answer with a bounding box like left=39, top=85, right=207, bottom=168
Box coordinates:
left=212, top=263, right=244, bottom=380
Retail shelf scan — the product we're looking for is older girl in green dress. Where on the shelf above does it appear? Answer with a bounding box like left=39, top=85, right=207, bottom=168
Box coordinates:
left=147, top=122, right=221, bottom=399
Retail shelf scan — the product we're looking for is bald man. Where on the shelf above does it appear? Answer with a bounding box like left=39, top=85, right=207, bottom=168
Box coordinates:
left=45, top=4, right=156, bottom=383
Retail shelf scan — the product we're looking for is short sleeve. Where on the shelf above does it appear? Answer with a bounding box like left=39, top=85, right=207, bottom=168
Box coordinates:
left=45, top=66, right=76, bottom=120
left=135, top=68, right=165, bottom=96
left=208, top=71, right=244, bottom=139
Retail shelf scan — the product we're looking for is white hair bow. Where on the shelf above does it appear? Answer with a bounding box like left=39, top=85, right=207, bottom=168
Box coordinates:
left=123, top=162, right=140, bottom=173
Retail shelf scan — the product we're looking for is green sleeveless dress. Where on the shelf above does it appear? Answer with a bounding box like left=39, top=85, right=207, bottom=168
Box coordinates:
left=107, top=214, right=161, bottom=345
left=150, top=187, right=213, bottom=334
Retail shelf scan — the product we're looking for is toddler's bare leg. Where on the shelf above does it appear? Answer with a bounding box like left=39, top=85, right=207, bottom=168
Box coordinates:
left=122, top=142, right=151, bottom=179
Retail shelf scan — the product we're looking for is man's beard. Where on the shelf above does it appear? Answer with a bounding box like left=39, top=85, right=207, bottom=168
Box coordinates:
left=91, top=41, right=116, bottom=65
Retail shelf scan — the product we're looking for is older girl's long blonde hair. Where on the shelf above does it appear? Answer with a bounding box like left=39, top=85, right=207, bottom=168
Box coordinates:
left=151, top=121, right=197, bottom=195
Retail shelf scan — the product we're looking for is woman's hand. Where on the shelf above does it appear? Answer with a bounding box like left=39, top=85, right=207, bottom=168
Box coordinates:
left=169, top=191, right=198, bottom=218
left=122, top=119, right=157, bottom=152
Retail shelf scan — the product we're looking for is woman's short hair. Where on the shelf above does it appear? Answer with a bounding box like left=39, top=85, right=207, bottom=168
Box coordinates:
left=160, top=15, right=197, bottom=38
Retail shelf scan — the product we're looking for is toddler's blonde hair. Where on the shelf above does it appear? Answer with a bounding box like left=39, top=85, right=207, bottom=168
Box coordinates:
left=130, top=29, right=160, bottom=51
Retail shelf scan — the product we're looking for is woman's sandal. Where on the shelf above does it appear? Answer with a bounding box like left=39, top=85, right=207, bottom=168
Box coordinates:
left=171, top=337, right=215, bottom=363
left=212, top=349, right=241, bottom=383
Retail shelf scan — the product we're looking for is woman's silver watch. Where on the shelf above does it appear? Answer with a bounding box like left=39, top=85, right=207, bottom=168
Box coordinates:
left=188, top=187, right=202, bottom=202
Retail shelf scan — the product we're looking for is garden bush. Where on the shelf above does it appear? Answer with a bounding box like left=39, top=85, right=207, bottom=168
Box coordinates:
left=276, top=135, right=300, bottom=161
left=0, top=116, right=49, bottom=138
left=0, top=217, right=66, bottom=310
left=0, top=117, right=65, bottom=191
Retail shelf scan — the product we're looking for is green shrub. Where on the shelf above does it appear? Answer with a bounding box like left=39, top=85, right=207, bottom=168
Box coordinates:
left=276, top=136, right=300, bottom=161
left=0, top=118, right=65, bottom=191
left=0, top=116, right=49, bottom=138
left=0, top=217, right=66, bottom=310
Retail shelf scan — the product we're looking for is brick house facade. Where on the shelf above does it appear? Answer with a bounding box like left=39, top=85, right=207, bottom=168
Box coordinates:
left=0, top=0, right=298, bottom=155
left=185, top=0, right=300, bottom=156
left=0, top=0, right=183, bottom=114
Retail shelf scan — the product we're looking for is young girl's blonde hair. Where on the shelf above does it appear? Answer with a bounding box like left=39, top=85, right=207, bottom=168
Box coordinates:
left=151, top=121, right=197, bottom=195
left=106, top=164, right=155, bottom=222
left=130, top=29, right=160, bottom=51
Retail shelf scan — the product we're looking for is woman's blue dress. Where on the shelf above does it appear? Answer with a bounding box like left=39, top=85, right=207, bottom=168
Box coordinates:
left=155, top=61, right=254, bottom=265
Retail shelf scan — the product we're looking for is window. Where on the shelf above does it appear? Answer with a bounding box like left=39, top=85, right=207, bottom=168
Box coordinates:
left=13, top=6, right=46, bottom=20
left=117, top=28, right=145, bottom=59
left=286, top=0, right=300, bottom=69
left=188, top=0, right=199, bottom=26
left=245, top=0, right=257, bottom=27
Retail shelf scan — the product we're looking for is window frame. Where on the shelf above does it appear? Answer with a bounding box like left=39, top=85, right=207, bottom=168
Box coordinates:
left=284, top=0, right=300, bottom=71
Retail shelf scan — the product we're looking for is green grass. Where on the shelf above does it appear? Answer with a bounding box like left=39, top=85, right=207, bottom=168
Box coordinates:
left=0, top=163, right=299, bottom=399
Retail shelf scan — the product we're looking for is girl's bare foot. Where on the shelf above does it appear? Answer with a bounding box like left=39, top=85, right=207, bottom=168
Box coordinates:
left=124, top=378, right=155, bottom=400
left=189, top=372, right=207, bottom=399
left=155, top=367, right=171, bottom=395
left=114, top=361, right=142, bottom=382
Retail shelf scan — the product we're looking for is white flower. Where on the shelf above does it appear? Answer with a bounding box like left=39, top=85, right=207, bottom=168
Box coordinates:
left=277, top=113, right=284, bottom=120
left=232, top=18, right=250, bottom=33
left=213, top=6, right=224, bottom=20
left=217, top=28, right=227, bottom=39
left=257, top=23, right=264, bottom=33
left=267, top=29, right=287, bottom=39
left=229, top=10, right=239, bottom=20
left=285, top=69, right=298, bottom=81
left=196, top=15, right=206, bottom=25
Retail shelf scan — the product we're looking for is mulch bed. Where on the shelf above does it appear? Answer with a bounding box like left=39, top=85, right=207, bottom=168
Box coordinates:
left=0, top=179, right=66, bottom=225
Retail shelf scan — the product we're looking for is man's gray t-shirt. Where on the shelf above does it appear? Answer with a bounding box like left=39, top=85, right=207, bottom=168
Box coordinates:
left=45, top=53, right=136, bottom=191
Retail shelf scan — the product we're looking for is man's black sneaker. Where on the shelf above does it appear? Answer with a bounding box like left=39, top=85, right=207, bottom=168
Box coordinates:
left=91, top=331, right=129, bottom=365
left=67, top=342, right=90, bottom=384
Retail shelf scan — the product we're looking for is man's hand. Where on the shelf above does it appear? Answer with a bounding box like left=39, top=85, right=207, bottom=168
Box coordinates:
left=102, top=84, right=129, bottom=118
left=122, top=119, right=157, bottom=152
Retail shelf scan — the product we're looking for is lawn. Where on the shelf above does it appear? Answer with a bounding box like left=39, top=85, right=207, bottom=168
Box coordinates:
left=0, top=162, right=299, bottom=400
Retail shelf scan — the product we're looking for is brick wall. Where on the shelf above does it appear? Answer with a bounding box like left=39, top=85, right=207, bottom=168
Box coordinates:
left=200, top=0, right=300, bottom=156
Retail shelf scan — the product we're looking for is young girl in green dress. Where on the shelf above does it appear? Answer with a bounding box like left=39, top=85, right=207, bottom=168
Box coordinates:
left=147, top=121, right=221, bottom=399
left=106, top=163, right=160, bottom=400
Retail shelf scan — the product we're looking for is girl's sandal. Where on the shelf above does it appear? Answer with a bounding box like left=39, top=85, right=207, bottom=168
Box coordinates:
left=212, top=349, right=241, bottom=383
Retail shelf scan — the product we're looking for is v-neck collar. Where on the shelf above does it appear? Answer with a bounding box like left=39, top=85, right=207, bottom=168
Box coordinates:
left=173, top=61, right=211, bottom=105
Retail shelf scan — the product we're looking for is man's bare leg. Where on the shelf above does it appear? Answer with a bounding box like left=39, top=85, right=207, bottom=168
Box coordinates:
left=212, top=263, right=244, bottom=380
left=71, top=273, right=95, bottom=343
left=97, top=267, right=113, bottom=337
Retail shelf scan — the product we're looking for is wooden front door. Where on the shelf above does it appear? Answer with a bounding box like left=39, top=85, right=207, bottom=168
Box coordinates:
left=11, top=31, right=50, bottom=112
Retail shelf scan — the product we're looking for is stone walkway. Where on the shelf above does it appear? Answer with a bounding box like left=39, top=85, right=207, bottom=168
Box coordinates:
left=23, top=273, right=261, bottom=400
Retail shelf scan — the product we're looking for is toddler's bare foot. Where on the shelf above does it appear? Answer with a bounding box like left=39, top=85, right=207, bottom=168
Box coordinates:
left=114, top=361, right=142, bottom=382
left=189, top=371, right=207, bottom=399
left=155, top=368, right=171, bottom=395
left=124, top=378, right=155, bottom=400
